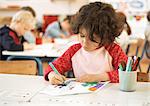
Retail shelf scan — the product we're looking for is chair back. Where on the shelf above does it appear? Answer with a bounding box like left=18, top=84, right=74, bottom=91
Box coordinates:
left=126, top=38, right=150, bottom=73
left=0, top=60, right=37, bottom=75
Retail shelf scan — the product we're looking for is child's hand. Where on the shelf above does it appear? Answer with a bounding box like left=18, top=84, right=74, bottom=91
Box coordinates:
left=48, top=72, right=66, bottom=85
left=23, top=42, right=35, bottom=50
left=76, top=74, right=100, bottom=82
left=77, top=73, right=109, bottom=82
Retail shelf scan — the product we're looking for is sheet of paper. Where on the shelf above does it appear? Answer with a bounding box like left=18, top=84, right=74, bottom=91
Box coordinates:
left=40, top=81, right=110, bottom=96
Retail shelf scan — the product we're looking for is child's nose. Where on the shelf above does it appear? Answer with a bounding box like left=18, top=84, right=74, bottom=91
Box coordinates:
left=84, top=38, right=90, bottom=44
left=83, top=38, right=86, bottom=43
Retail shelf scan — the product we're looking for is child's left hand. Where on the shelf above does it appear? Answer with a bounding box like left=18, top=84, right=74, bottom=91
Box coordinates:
left=23, top=42, right=35, bottom=50
left=76, top=73, right=109, bottom=82
left=76, top=74, right=100, bottom=82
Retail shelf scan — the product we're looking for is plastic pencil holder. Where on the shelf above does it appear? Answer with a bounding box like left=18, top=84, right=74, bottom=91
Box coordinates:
left=119, top=69, right=137, bottom=92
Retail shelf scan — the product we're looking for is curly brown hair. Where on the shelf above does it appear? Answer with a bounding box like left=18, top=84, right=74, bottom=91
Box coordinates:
left=72, top=2, right=120, bottom=46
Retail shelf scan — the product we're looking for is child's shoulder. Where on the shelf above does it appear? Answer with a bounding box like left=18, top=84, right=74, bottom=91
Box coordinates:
left=48, top=21, right=59, bottom=28
left=68, top=43, right=82, bottom=51
left=0, top=25, right=18, bottom=40
left=0, top=25, right=10, bottom=34
left=61, top=43, right=82, bottom=58
left=111, top=42, right=122, bottom=49
left=105, top=42, right=124, bottom=54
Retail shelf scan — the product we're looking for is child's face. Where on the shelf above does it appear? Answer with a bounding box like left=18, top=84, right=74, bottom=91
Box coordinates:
left=79, top=28, right=101, bottom=51
left=15, top=22, right=32, bottom=36
left=62, top=20, right=71, bottom=31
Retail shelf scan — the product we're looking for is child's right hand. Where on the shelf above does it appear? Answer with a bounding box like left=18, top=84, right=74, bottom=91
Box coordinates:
left=48, top=72, right=66, bottom=85
left=23, top=42, right=35, bottom=50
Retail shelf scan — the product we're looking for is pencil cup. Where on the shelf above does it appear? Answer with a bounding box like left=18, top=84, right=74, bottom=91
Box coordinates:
left=119, top=70, right=137, bottom=92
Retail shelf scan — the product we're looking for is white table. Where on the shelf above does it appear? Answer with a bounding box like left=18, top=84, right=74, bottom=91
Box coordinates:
left=2, top=43, right=66, bottom=57
left=2, top=38, right=79, bottom=58
left=0, top=74, right=149, bottom=106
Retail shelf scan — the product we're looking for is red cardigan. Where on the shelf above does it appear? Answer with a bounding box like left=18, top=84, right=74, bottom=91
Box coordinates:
left=44, top=43, right=127, bottom=83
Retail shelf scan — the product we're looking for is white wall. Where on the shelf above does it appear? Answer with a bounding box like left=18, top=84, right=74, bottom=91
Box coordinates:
left=1, top=0, right=149, bottom=21
left=0, top=0, right=88, bottom=21
left=148, top=0, right=150, bottom=10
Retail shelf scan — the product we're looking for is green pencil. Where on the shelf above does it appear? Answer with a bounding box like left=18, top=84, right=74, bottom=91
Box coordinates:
left=48, top=62, right=66, bottom=85
left=49, top=62, right=60, bottom=75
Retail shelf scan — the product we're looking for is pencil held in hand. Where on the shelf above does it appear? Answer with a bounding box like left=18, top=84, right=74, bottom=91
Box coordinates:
left=23, top=42, right=35, bottom=50
left=48, top=72, right=66, bottom=85
left=48, top=62, right=66, bottom=85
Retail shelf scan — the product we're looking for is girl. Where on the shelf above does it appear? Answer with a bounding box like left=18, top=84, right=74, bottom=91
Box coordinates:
left=115, top=12, right=132, bottom=52
left=44, top=2, right=128, bottom=84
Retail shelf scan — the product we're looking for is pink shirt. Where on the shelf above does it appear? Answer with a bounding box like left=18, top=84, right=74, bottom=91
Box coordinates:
left=72, top=47, right=113, bottom=78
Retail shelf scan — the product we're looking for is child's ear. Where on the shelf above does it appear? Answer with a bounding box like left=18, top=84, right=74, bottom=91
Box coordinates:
left=15, top=19, right=22, bottom=24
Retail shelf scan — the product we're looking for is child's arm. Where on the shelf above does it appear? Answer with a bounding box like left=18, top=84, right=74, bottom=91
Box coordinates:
left=45, top=23, right=66, bottom=38
left=106, top=43, right=128, bottom=83
left=45, top=28, right=62, bottom=38
left=77, top=72, right=109, bottom=82
left=44, top=43, right=81, bottom=81
left=23, top=42, right=35, bottom=50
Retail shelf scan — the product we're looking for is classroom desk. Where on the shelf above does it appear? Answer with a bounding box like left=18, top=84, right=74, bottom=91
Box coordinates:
left=0, top=74, right=149, bottom=106
left=2, top=38, right=79, bottom=58
left=2, top=43, right=63, bottom=57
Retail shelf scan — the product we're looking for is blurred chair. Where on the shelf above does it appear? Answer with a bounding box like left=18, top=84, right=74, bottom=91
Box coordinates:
left=137, top=40, right=150, bottom=73
left=0, top=17, right=12, bottom=27
left=7, top=56, right=43, bottom=76
left=139, top=59, right=150, bottom=73
left=127, top=39, right=150, bottom=73
left=126, top=38, right=146, bottom=57
left=126, top=39, right=140, bottom=56
left=0, top=60, right=37, bottom=75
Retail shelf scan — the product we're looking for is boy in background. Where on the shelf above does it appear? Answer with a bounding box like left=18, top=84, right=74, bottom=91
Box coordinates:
left=0, top=11, right=35, bottom=60
left=21, top=6, right=37, bottom=44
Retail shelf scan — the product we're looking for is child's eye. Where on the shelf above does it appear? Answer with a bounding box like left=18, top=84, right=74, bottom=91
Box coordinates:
left=92, top=39, right=101, bottom=44
left=24, top=28, right=28, bottom=30
left=24, top=26, right=30, bottom=31
left=79, top=34, right=85, bottom=38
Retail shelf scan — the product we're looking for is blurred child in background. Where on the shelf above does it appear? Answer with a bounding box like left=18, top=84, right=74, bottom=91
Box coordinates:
left=144, top=11, right=150, bottom=58
left=0, top=11, right=35, bottom=60
left=21, top=6, right=36, bottom=44
left=115, top=12, right=132, bottom=52
left=45, top=16, right=72, bottom=38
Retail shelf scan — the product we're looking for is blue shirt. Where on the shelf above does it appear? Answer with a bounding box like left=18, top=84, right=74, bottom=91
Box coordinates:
left=24, top=31, right=35, bottom=44
left=45, top=21, right=69, bottom=38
